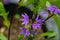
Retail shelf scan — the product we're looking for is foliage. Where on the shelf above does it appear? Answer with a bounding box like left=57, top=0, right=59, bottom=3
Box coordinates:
left=0, top=34, right=7, bottom=40
left=18, top=0, right=33, bottom=7
left=40, top=31, right=56, bottom=37
left=14, top=14, right=20, bottom=19
left=0, top=2, right=10, bottom=28
left=18, top=34, right=24, bottom=40
left=31, top=0, right=41, bottom=13
left=0, top=0, right=60, bottom=40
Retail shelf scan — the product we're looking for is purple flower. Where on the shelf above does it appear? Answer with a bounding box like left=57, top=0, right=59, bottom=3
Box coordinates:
left=54, top=9, right=60, bottom=14
left=20, top=28, right=30, bottom=37
left=43, top=12, right=48, bottom=14
left=46, top=5, right=60, bottom=14
left=31, top=15, right=44, bottom=29
left=35, top=15, right=44, bottom=24
left=31, top=23, right=41, bottom=29
left=31, top=30, right=35, bottom=34
left=58, top=9, right=60, bottom=13
left=46, top=5, right=57, bottom=12
left=4, top=0, right=9, bottom=4
left=54, top=9, right=59, bottom=14
left=21, top=13, right=29, bottom=25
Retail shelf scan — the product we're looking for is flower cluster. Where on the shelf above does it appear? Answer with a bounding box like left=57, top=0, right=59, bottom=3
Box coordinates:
left=46, top=5, right=60, bottom=14
left=20, top=5, right=60, bottom=37
left=20, top=13, right=44, bottom=37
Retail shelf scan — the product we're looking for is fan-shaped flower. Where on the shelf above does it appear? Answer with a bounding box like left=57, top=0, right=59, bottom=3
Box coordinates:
left=21, top=13, right=29, bottom=25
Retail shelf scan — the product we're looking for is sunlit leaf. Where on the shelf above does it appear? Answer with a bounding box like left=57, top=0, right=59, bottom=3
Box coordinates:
left=18, top=0, right=33, bottom=7
left=36, top=31, right=56, bottom=38
left=40, top=31, right=56, bottom=37
left=0, top=2, right=10, bottom=28
left=0, top=2, right=5, bottom=12
left=37, top=0, right=60, bottom=8
left=0, top=34, right=7, bottom=40
left=46, top=1, right=51, bottom=7
left=3, top=20, right=10, bottom=28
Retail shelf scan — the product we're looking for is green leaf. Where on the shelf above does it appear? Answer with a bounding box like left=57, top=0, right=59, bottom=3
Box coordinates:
left=31, top=0, right=41, bottom=13
left=0, top=2, right=3, bottom=6
left=39, top=0, right=46, bottom=8
left=18, top=34, right=24, bottom=40
left=0, top=34, right=7, bottom=40
left=0, top=12, right=9, bottom=20
left=0, top=2, right=9, bottom=20
left=26, top=33, right=34, bottom=40
left=0, top=2, right=5, bottom=12
left=3, top=20, right=10, bottom=28
left=46, top=1, right=51, bottom=7
left=36, top=0, right=60, bottom=8
left=30, top=34, right=34, bottom=37
left=48, top=0, right=60, bottom=8
left=36, top=31, right=56, bottom=38
left=18, top=0, right=33, bottom=7
left=14, top=14, right=20, bottom=19
left=0, top=2, right=10, bottom=28
left=40, top=31, right=56, bottom=37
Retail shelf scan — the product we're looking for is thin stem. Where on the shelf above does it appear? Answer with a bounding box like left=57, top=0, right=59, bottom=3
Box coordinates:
left=8, top=4, right=17, bottom=40
left=43, top=14, right=54, bottom=23
left=35, top=14, right=55, bottom=33
left=8, top=15, right=13, bottom=40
